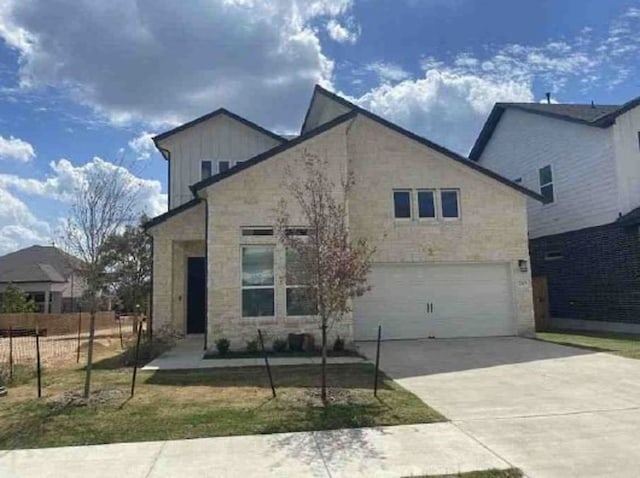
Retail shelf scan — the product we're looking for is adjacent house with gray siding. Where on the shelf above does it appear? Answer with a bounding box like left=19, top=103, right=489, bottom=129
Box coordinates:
left=145, top=85, right=541, bottom=350
left=470, top=95, right=640, bottom=332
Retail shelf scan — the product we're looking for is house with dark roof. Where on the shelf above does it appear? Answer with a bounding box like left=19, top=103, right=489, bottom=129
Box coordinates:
left=0, top=245, right=86, bottom=313
left=145, top=85, right=542, bottom=350
left=470, top=94, right=640, bottom=333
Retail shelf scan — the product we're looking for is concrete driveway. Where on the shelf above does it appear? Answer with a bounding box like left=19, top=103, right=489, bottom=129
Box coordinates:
left=357, top=337, right=640, bottom=478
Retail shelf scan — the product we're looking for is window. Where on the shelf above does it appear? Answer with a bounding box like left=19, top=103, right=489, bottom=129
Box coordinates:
left=417, top=190, right=436, bottom=219
left=285, top=249, right=316, bottom=316
left=440, top=190, right=460, bottom=219
left=539, top=165, right=554, bottom=204
left=285, top=227, right=309, bottom=237
left=218, top=160, right=230, bottom=173
left=393, top=190, right=412, bottom=219
left=241, top=247, right=274, bottom=317
left=241, top=227, right=274, bottom=236
left=544, top=251, right=563, bottom=261
left=201, top=160, right=212, bottom=179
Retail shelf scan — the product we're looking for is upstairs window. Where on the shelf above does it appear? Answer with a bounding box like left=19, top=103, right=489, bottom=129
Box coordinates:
left=201, top=160, right=212, bottom=179
left=539, top=165, right=554, bottom=204
left=393, top=190, right=412, bottom=219
left=440, top=190, right=460, bottom=219
left=417, top=190, right=436, bottom=219
left=218, top=160, right=230, bottom=173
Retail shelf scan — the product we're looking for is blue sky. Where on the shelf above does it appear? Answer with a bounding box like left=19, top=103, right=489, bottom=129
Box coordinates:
left=0, top=0, right=639, bottom=254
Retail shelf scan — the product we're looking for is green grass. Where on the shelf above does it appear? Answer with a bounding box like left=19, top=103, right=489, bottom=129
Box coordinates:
left=0, top=363, right=443, bottom=449
left=406, top=468, right=522, bottom=478
left=537, top=331, right=640, bottom=359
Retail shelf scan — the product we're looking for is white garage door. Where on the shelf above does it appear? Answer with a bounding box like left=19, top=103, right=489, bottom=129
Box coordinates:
left=354, top=263, right=515, bottom=340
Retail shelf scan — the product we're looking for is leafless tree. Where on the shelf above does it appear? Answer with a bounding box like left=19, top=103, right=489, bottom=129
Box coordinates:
left=61, top=159, right=142, bottom=398
left=277, top=150, right=374, bottom=404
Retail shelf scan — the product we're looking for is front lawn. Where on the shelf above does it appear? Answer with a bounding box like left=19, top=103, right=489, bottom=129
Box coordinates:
left=0, top=363, right=443, bottom=449
left=537, top=331, right=640, bottom=359
left=407, top=469, right=522, bottom=478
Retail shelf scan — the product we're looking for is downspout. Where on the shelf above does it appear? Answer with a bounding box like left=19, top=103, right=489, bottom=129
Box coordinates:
left=204, top=197, right=209, bottom=351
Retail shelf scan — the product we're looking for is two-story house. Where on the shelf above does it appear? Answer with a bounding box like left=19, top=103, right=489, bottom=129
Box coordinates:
left=470, top=95, right=640, bottom=333
left=144, top=85, right=541, bottom=350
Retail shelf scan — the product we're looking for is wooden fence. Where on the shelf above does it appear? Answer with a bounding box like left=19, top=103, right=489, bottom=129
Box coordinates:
left=0, top=312, right=126, bottom=336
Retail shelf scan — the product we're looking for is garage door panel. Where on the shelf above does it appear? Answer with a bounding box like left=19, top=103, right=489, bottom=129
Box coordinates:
left=354, top=263, right=515, bottom=340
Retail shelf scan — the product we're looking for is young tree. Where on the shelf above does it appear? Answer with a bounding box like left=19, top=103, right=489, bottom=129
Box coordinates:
left=62, top=159, right=142, bottom=399
left=0, top=284, right=37, bottom=313
left=101, top=215, right=152, bottom=318
left=276, top=150, right=374, bottom=404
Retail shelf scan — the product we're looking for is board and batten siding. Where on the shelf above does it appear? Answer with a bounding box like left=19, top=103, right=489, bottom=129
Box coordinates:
left=478, top=108, right=619, bottom=239
left=612, top=104, right=640, bottom=216
left=160, top=115, right=282, bottom=209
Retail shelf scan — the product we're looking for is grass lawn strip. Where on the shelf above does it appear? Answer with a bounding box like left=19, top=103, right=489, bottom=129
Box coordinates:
left=0, top=363, right=444, bottom=449
left=405, top=468, right=523, bottom=478
left=537, top=331, right=640, bottom=359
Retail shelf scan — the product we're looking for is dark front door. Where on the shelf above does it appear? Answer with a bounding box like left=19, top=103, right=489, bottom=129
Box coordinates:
left=187, top=257, right=206, bottom=334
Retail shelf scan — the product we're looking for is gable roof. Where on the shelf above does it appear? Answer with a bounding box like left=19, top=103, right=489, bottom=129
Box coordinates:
left=190, top=110, right=358, bottom=194
left=143, top=198, right=202, bottom=231
left=469, top=95, right=640, bottom=161
left=0, top=245, right=82, bottom=284
left=185, top=85, right=543, bottom=201
left=309, top=85, right=544, bottom=202
left=617, top=206, right=640, bottom=227
left=152, top=108, right=287, bottom=155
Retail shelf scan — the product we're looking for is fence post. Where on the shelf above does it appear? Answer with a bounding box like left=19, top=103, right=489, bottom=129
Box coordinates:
left=118, top=317, right=124, bottom=349
left=9, top=326, right=13, bottom=382
left=373, top=325, right=382, bottom=397
left=36, top=332, right=42, bottom=398
left=76, top=309, right=82, bottom=364
left=130, top=320, right=144, bottom=397
left=258, top=329, right=276, bottom=398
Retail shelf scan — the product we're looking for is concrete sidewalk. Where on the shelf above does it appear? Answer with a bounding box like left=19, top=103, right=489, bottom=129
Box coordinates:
left=0, top=424, right=510, bottom=478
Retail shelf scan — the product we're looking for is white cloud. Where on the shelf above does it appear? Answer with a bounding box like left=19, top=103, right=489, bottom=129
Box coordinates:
left=0, top=157, right=167, bottom=217
left=0, top=135, right=35, bottom=162
left=349, top=7, right=640, bottom=155
left=0, top=187, right=50, bottom=255
left=326, top=18, right=359, bottom=44
left=128, top=131, right=156, bottom=161
left=0, top=0, right=356, bottom=132
left=365, top=62, right=410, bottom=83
left=353, top=70, right=533, bottom=154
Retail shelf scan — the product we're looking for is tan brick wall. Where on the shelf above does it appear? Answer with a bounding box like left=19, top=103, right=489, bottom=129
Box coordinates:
left=346, top=116, right=534, bottom=335
left=204, top=122, right=353, bottom=350
left=148, top=202, right=206, bottom=334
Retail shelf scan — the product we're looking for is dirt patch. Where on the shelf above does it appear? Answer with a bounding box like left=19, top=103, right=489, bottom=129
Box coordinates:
left=298, top=387, right=358, bottom=406
left=48, top=388, right=127, bottom=409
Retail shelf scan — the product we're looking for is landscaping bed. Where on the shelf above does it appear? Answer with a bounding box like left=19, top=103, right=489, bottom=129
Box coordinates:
left=407, top=469, right=522, bottom=478
left=0, top=363, right=444, bottom=449
left=203, top=349, right=362, bottom=359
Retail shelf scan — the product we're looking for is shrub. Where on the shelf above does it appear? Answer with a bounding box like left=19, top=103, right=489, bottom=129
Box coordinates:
left=333, top=336, right=345, bottom=352
left=216, top=338, right=230, bottom=356
left=272, top=338, right=288, bottom=353
left=246, top=338, right=259, bottom=354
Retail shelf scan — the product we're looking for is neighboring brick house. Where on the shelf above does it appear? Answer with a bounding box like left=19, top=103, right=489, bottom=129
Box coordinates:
left=470, top=95, right=640, bottom=333
left=144, top=85, right=541, bottom=350
left=0, top=245, right=86, bottom=313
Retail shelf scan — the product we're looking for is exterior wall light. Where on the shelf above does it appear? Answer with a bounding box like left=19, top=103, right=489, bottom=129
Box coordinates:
left=518, top=259, right=528, bottom=272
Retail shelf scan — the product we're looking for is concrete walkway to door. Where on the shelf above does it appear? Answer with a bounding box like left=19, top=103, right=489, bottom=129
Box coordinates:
left=357, top=337, right=640, bottom=478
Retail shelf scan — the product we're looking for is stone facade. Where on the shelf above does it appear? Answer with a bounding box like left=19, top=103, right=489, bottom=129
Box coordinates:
left=148, top=202, right=206, bottom=334
left=148, top=112, right=536, bottom=350
left=531, top=221, right=640, bottom=325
